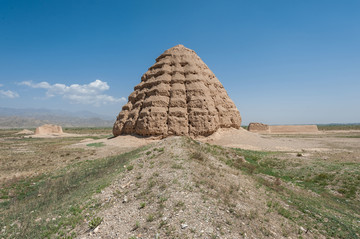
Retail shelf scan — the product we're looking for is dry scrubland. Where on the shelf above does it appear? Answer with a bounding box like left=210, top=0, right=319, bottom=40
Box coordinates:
left=0, top=126, right=359, bottom=238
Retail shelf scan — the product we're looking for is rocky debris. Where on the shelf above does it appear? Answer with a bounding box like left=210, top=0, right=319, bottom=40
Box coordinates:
left=248, top=122, right=270, bottom=133
left=181, top=223, right=188, bottom=229
left=113, top=44, right=241, bottom=137
left=35, top=124, right=63, bottom=135
left=122, top=196, right=128, bottom=203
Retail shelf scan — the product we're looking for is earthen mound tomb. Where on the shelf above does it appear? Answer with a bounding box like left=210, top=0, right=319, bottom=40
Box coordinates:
left=35, top=124, right=63, bottom=135
left=113, top=44, right=241, bottom=137
left=247, top=122, right=270, bottom=133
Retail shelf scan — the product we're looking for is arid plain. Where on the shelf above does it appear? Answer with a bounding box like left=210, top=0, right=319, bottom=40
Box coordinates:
left=1, top=126, right=359, bottom=238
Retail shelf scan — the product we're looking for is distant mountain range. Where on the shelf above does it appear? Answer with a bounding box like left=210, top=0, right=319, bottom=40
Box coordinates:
left=0, top=107, right=115, bottom=128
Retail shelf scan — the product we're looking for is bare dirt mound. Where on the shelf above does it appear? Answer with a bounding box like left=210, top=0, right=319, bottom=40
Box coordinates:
left=76, top=137, right=304, bottom=239
left=113, top=44, right=241, bottom=137
left=71, top=135, right=159, bottom=160
left=15, top=129, right=34, bottom=135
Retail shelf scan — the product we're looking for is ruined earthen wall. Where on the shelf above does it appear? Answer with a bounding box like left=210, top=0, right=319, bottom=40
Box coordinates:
left=35, top=124, right=63, bottom=135
left=247, top=123, right=270, bottom=133
left=269, top=125, right=318, bottom=133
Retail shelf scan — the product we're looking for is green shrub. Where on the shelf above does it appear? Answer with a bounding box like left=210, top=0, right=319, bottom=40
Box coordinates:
left=88, top=216, right=103, bottom=229
left=147, top=214, right=154, bottom=222
left=191, top=151, right=205, bottom=161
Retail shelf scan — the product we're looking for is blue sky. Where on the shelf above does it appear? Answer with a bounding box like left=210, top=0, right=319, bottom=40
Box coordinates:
left=0, top=0, right=359, bottom=124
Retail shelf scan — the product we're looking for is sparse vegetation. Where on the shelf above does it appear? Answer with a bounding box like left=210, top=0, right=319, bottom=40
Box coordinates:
left=132, top=221, right=140, bottom=231
left=153, top=147, right=164, bottom=153
left=159, top=219, right=167, bottom=228
left=228, top=147, right=360, bottom=238
left=191, top=151, right=206, bottom=161
left=88, top=216, right=103, bottom=229
left=1, top=129, right=360, bottom=238
left=171, top=163, right=184, bottom=169
left=317, top=124, right=360, bottom=131
left=174, top=200, right=185, bottom=208
left=86, top=142, right=105, bottom=147
left=0, top=129, right=146, bottom=238
left=147, top=214, right=154, bottom=222
left=63, top=127, right=112, bottom=135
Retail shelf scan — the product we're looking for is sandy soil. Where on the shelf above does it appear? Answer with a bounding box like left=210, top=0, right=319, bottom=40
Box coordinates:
left=198, top=128, right=360, bottom=152
left=2, top=128, right=358, bottom=187
left=25, top=133, right=86, bottom=138
left=83, top=128, right=360, bottom=158
left=70, top=135, right=160, bottom=159
left=24, top=126, right=360, bottom=156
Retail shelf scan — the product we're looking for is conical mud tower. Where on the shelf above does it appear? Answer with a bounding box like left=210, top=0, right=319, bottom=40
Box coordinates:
left=113, top=45, right=241, bottom=137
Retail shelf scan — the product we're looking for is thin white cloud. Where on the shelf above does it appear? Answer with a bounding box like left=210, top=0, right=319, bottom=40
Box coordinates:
left=20, top=81, right=51, bottom=89
left=19, top=79, right=126, bottom=106
left=0, top=84, right=3, bottom=87
left=0, top=89, right=19, bottom=98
